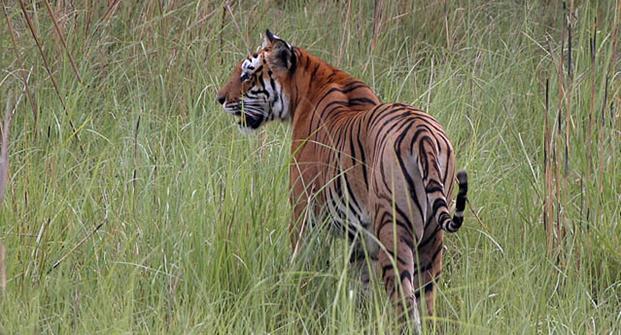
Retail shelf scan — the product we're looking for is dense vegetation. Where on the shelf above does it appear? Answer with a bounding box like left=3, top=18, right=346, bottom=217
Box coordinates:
left=0, top=1, right=619, bottom=333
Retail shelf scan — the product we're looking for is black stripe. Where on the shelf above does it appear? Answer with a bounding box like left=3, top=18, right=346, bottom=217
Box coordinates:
left=356, top=118, right=369, bottom=188
left=382, top=264, right=394, bottom=279
left=425, top=179, right=444, bottom=193
left=414, top=281, right=434, bottom=299
left=400, top=270, right=412, bottom=284
left=309, top=62, right=321, bottom=80
left=417, top=226, right=441, bottom=249
left=394, top=127, right=426, bottom=229
left=413, top=245, right=443, bottom=276
left=348, top=97, right=377, bottom=106
left=380, top=247, right=408, bottom=265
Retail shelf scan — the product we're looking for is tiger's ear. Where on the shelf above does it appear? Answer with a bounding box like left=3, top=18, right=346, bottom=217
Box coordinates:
left=263, top=30, right=296, bottom=72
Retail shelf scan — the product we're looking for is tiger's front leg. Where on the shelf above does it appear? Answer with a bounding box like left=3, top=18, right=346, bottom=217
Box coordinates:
left=288, top=158, right=320, bottom=258
left=289, top=193, right=310, bottom=258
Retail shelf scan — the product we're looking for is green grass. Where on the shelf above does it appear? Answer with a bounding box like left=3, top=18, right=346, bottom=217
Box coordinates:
left=1, top=0, right=619, bottom=333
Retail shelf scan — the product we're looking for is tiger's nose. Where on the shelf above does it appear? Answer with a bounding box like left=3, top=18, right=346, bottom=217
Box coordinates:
left=216, top=95, right=226, bottom=105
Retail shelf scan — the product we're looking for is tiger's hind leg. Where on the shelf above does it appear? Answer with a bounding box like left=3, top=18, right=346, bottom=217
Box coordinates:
left=374, top=212, right=422, bottom=333
left=369, top=145, right=429, bottom=333
left=414, top=158, right=454, bottom=319
left=413, top=227, right=445, bottom=319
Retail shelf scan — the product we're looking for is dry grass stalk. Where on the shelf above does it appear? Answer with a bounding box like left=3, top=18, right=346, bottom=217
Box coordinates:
left=0, top=243, right=5, bottom=294
left=371, top=0, right=384, bottom=51
left=101, top=0, right=121, bottom=22
left=553, top=0, right=578, bottom=263
left=0, top=91, right=23, bottom=296
left=18, top=0, right=84, bottom=153
left=43, top=0, right=82, bottom=83
left=86, top=0, right=120, bottom=42
left=47, top=222, right=105, bottom=274
left=219, top=3, right=227, bottom=65
left=564, top=0, right=575, bottom=176
left=543, top=79, right=554, bottom=254
left=84, top=0, right=92, bottom=35
left=599, top=0, right=619, bottom=195
left=588, top=17, right=597, bottom=178
left=18, top=0, right=66, bottom=109
left=257, top=128, right=268, bottom=160
left=1, top=93, right=21, bottom=204
left=336, top=0, right=352, bottom=67
left=0, top=151, right=6, bottom=297
left=598, top=77, right=609, bottom=196
left=2, top=1, right=38, bottom=130
left=543, top=1, right=587, bottom=260
left=553, top=45, right=565, bottom=261
left=225, top=2, right=251, bottom=55
left=28, top=217, right=49, bottom=279
left=444, top=0, right=451, bottom=50
left=132, top=115, right=140, bottom=191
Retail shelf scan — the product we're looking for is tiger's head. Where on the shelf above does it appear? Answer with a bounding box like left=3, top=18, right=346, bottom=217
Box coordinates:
left=216, top=30, right=296, bottom=132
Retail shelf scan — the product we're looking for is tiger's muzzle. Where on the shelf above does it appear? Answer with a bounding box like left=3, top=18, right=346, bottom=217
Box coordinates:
left=221, top=99, right=266, bottom=130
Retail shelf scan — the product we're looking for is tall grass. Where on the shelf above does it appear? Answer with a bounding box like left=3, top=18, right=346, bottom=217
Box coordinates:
left=0, top=0, right=619, bottom=333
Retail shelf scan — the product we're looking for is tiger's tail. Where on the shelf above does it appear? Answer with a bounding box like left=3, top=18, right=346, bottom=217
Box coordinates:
left=423, top=160, right=468, bottom=233
left=443, top=170, right=468, bottom=233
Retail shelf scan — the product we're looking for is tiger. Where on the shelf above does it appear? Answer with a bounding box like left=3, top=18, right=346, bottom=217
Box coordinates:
left=216, top=30, right=468, bottom=332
